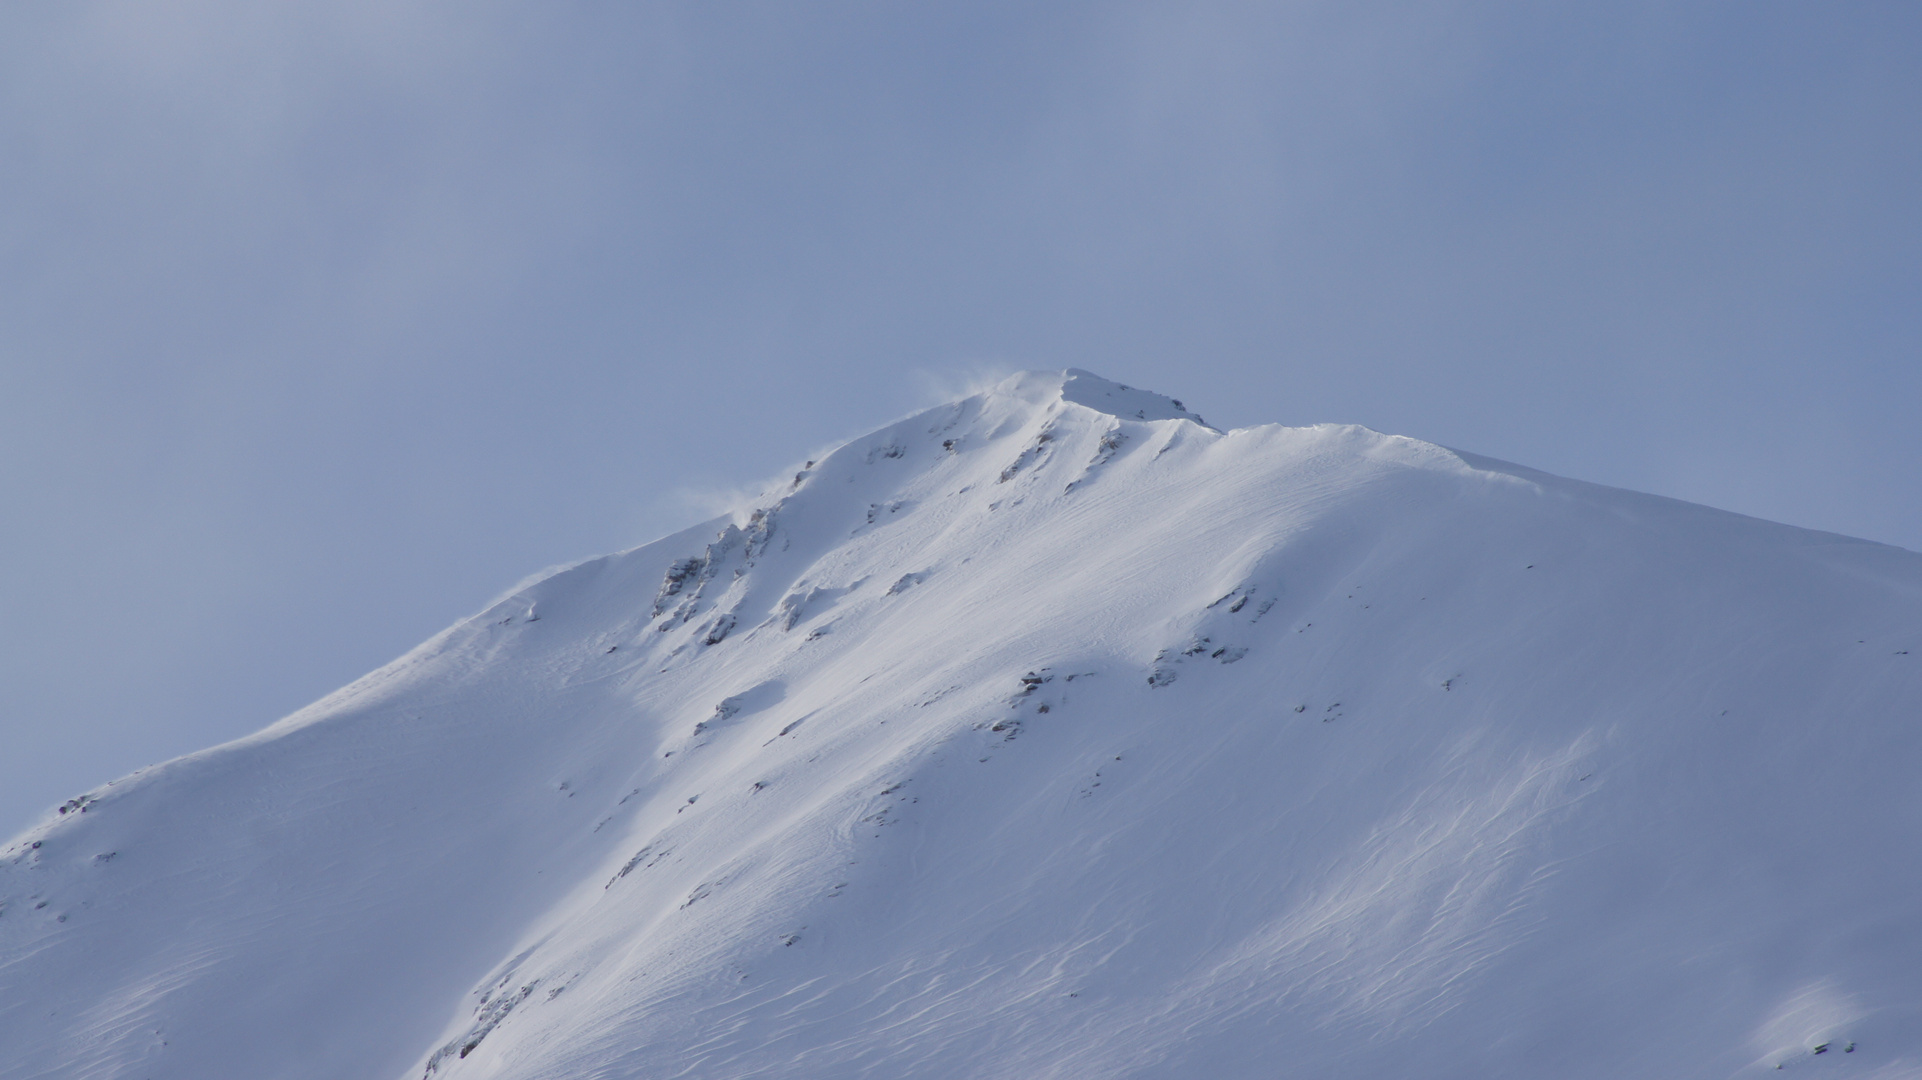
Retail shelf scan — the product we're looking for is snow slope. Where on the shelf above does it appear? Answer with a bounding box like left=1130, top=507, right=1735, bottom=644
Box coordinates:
left=4, top=370, right=1921, bottom=1079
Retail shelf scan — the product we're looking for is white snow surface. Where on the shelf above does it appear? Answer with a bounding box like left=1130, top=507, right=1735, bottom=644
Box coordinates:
left=5, top=369, right=1921, bottom=1079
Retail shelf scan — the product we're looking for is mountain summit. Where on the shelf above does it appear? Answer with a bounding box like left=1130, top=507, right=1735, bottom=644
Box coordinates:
left=5, top=371, right=1921, bottom=1079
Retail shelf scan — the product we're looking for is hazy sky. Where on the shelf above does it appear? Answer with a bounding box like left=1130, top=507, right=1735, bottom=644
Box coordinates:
left=4, top=2, right=1918, bottom=832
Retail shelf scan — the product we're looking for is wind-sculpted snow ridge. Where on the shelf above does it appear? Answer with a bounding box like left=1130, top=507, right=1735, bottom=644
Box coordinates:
left=4, top=368, right=1922, bottom=1079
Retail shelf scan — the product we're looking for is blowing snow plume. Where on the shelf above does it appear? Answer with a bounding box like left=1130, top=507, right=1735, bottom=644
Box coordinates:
left=5, top=369, right=1921, bottom=1079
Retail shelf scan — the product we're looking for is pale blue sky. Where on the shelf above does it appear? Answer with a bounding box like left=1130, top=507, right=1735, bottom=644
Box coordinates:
left=4, top=2, right=1918, bottom=831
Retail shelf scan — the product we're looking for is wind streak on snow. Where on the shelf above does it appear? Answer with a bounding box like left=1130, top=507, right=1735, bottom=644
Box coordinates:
left=1746, top=980, right=1867, bottom=1070
left=1121, top=734, right=1598, bottom=1052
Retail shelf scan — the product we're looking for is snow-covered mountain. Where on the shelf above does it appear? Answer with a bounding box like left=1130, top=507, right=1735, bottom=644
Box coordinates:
left=5, top=370, right=1920, bottom=1079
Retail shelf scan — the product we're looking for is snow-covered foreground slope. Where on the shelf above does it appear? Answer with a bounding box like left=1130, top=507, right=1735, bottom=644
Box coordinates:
left=5, top=370, right=1921, bottom=1079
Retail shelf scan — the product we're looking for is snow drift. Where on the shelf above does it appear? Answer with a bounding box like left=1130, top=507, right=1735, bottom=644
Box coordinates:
left=4, top=370, right=1920, bottom=1079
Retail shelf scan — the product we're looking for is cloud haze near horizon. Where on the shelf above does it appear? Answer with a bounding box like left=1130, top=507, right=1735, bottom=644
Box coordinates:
left=3, top=1, right=1918, bottom=831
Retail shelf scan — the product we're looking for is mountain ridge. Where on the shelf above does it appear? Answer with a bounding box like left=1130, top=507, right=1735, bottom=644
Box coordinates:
left=4, top=370, right=1919, bottom=1079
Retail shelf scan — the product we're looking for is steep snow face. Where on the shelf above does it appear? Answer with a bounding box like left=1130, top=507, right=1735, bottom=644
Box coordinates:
left=5, top=370, right=1922, bottom=1080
